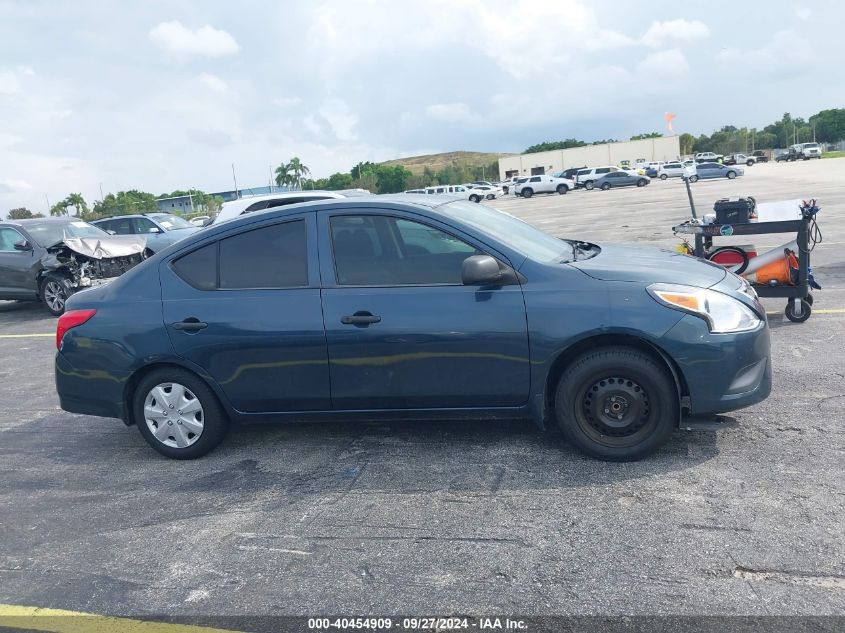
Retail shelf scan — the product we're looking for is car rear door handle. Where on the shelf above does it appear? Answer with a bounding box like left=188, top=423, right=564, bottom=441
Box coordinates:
left=172, top=319, right=208, bottom=332
left=341, top=312, right=381, bottom=326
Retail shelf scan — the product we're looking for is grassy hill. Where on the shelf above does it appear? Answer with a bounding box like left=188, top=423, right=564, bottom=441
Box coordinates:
left=380, top=151, right=508, bottom=175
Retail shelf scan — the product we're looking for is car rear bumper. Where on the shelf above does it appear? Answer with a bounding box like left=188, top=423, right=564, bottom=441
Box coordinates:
left=55, top=351, right=127, bottom=421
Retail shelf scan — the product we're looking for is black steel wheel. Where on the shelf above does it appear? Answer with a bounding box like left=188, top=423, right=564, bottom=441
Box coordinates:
left=785, top=299, right=811, bottom=323
left=554, top=347, right=678, bottom=461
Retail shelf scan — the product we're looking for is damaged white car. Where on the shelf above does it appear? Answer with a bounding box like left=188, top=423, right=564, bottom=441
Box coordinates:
left=0, top=218, right=148, bottom=315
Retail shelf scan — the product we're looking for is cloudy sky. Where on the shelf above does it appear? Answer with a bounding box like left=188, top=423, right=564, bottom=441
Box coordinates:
left=1, top=0, right=842, bottom=212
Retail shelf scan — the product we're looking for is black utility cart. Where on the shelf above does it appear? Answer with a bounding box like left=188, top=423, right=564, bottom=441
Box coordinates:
left=673, top=215, right=814, bottom=322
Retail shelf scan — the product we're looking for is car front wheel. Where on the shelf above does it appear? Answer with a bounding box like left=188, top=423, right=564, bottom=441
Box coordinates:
left=660, top=174, right=668, bottom=180
left=689, top=175, right=699, bottom=183
left=554, top=347, right=678, bottom=461
left=469, top=194, right=481, bottom=203
left=521, top=188, right=533, bottom=198
left=40, top=273, right=71, bottom=316
left=727, top=171, right=737, bottom=179
left=134, top=367, right=230, bottom=459
left=636, top=179, right=648, bottom=187
left=556, top=184, right=568, bottom=195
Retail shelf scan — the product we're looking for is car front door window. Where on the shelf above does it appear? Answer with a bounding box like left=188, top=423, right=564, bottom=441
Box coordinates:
left=0, top=228, right=26, bottom=252
left=330, top=215, right=481, bottom=286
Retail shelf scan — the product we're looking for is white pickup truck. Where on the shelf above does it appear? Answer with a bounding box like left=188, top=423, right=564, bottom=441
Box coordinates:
left=513, top=174, right=576, bottom=198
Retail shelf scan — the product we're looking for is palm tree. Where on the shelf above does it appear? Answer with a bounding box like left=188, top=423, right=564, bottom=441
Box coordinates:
left=274, top=162, right=292, bottom=188
left=65, top=193, right=89, bottom=217
left=287, top=157, right=310, bottom=190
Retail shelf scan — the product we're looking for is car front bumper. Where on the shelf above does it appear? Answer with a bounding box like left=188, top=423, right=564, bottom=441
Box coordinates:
left=659, top=314, right=772, bottom=415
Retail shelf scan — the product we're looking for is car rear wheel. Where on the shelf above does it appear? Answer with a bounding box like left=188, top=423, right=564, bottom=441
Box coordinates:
left=40, top=273, right=71, bottom=316
left=554, top=347, right=678, bottom=461
left=689, top=175, right=699, bottom=183
left=556, top=184, right=569, bottom=194
left=636, top=179, right=648, bottom=187
left=600, top=182, right=611, bottom=190
left=727, top=171, right=737, bottom=179
left=521, top=188, right=533, bottom=198
left=584, top=181, right=594, bottom=190
left=659, top=174, right=668, bottom=180
left=134, top=367, right=229, bottom=459
left=746, top=159, right=754, bottom=166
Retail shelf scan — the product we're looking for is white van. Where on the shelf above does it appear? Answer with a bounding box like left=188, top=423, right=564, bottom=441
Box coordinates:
left=424, top=185, right=487, bottom=203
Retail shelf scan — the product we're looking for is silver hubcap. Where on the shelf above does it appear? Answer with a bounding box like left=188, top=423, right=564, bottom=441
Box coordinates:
left=44, top=281, right=66, bottom=312
left=143, top=382, right=204, bottom=448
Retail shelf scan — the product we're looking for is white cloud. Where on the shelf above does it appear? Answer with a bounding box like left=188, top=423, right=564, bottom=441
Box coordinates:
left=272, top=96, right=302, bottom=108
left=318, top=99, right=358, bottom=141
left=641, top=19, right=710, bottom=48
left=717, top=30, right=812, bottom=76
left=0, top=178, right=33, bottom=193
left=197, top=72, right=228, bottom=93
left=637, top=48, right=689, bottom=75
left=795, top=6, right=811, bottom=20
left=149, top=21, right=240, bottom=59
left=426, top=102, right=476, bottom=123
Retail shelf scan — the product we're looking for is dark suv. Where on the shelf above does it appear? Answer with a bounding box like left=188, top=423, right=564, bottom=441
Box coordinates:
left=92, top=213, right=198, bottom=253
left=0, top=218, right=147, bottom=315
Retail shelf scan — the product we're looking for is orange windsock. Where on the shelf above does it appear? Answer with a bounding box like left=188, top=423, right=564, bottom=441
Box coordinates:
left=665, top=112, right=676, bottom=134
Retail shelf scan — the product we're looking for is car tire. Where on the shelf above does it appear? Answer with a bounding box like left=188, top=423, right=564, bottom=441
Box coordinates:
left=40, top=273, right=72, bottom=316
left=486, top=194, right=495, bottom=200
left=600, top=182, right=611, bottom=190
left=521, top=188, right=533, bottom=198
left=636, top=179, right=647, bottom=187
left=689, top=175, right=699, bottom=183
left=746, top=159, right=754, bottom=166
left=469, top=194, right=481, bottom=203
left=554, top=347, right=678, bottom=461
left=584, top=181, right=594, bottom=190
left=556, top=184, right=569, bottom=195
left=659, top=174, right=668, bottom=180
left=727, top=171, right=737, bottom=179
left=134, top=367, right=230, bottom=459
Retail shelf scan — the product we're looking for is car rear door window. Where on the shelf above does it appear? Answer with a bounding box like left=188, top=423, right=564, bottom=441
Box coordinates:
left=219, top=220, right=307, bottom=289
left=330, top=215, right=481, bottom=286
left=172, top=242, right=217, bottom=290
left=596, top=168, right=610, bottom=174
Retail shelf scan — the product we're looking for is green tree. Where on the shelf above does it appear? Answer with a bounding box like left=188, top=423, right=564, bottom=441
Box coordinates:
left=678, top=133, right=695, bottom=155
left=630, top=132, right=663, bottom=140
left=274, top=162, right=293, bottom=187
left=64, top=193, right=89, bottom=218
left=524, top=139, right=586, bottom=153
left=373, top=164, right=411, bottom=194
left=7, top=207, right=36, bottom=219
left=92, top=190, right=158, bottom=218
left=50, top=201, right=69, bottom=217
left=809, top=108, right=845, bottom=143
left=287, top=157, right=310, bottom=189
left=351, top=161, right=377, bottom=180
left=326, top=172, right=353, bottom=190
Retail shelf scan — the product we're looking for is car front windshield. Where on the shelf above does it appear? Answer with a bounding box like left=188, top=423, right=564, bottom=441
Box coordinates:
left=444, top=200, right=570, bottom=263
left=24, top=221, right=109, bottom=247
left=151, top=214, right=194, bottom=230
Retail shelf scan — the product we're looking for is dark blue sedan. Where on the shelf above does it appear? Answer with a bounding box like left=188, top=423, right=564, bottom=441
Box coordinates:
left=55, top=196, right=772, bottom=461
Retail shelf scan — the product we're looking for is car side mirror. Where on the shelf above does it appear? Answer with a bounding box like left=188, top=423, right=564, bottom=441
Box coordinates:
left=148, top=227, right=163, bottom=234
left=106, top=229, right=117, bottom=235
left=13, top=239, right=32, bottom=251
left=462, top=255, right=504, bottom=286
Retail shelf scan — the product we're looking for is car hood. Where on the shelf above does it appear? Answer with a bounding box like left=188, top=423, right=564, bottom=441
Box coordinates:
left=50, top=235, right=148, bottom=259
left=569, top=244, right=726, bottom=287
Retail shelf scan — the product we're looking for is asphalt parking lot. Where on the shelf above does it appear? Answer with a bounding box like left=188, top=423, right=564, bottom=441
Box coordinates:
left=1, top=159, right=844, bottom=624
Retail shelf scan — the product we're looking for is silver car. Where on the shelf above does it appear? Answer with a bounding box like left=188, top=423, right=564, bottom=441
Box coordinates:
left=591, top=171, right=650, bottom=190
left=689, top=163, right=744, bottom=182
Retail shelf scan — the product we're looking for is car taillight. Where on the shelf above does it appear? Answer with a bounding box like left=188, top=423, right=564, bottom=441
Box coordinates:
left=56, top=309, right=97, bottom=349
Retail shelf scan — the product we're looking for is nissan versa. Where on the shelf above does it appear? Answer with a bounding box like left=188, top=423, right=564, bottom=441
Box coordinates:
left=55, top=196, right=772, bottom=461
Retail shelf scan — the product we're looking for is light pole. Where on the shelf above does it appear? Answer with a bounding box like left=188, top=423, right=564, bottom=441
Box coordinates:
left=99, top=182, right=104, bottom=201
left=231, top=163, right=239, bottom=198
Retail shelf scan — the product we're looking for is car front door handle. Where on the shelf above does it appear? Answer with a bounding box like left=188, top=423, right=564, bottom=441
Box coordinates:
left=172, top=319, right=208, bottom=332
left=341, top=312, right=381, bottom=326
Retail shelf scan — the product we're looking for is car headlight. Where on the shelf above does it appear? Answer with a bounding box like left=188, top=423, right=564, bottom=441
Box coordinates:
left=647, top=283, right=762, bottom=333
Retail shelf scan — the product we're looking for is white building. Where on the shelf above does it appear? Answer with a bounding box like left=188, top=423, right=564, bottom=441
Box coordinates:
left=498, top=137, right=682, bottom=179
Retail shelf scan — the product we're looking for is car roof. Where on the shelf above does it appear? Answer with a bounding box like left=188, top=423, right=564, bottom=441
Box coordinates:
left=10, top=217, right=86, bottom=226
